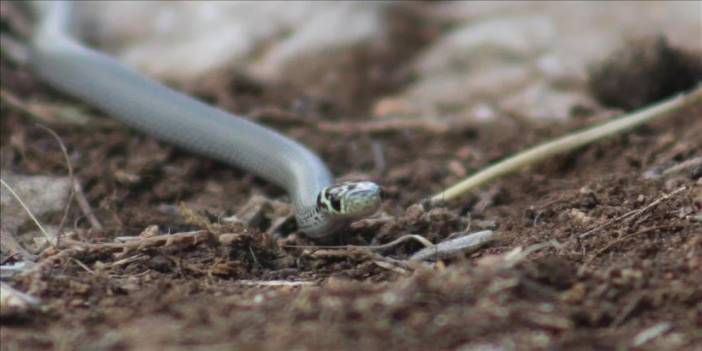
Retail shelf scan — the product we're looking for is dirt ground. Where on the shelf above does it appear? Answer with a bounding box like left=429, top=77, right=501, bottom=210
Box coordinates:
left=1, top=3, right=701, bottom=351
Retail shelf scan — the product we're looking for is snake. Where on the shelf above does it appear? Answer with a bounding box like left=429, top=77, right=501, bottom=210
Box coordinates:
left=27, top=1, right=382, bottom=240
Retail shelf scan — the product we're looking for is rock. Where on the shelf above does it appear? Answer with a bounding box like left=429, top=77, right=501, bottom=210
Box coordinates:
left=376, top=1, right=700, bottom=122
left=0, top=172, right=71, bottom=237
left=414, top=16, right=555, bottom=77
left=499, top=80, right=596, bottom=121
left=218, top=233, right=245, bottom=246
left=0, top=282, right=41, bottom=316
left=78, top=1, right=390, bottom=87
left=73, top=2, right=700, bottom=122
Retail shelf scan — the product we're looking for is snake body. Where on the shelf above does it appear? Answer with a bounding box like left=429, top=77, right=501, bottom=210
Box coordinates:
left=28, top=1, right=381, bottom=240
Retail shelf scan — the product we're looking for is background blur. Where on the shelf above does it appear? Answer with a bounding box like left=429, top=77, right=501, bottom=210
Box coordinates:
left=78, top=1, right=701, bottom=121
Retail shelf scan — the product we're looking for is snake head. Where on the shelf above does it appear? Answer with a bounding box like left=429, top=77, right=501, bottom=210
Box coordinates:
left=317, top=181, right=382, bottom=219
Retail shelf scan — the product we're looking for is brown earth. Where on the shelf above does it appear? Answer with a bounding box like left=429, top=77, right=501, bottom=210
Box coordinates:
left=1, top=3, right=701, bottom=351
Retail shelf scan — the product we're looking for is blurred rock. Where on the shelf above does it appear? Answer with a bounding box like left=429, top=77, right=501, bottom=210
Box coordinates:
left=588, top=37, right=702, bottom=110
left=78, top=1, right=390, bottom=86
left=414, top=16, right=555, bottom=77
left=376, top=1, right=700, bottom=121
left=0, top=282, right=41, bottom=316
left=74, top=1, right=700, bottom=122
left=500, top=80, right=596, bottom=121
left=0, top=172, right=70, bottom=238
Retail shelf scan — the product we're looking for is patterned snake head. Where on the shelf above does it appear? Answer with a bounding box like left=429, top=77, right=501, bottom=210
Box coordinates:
left=317, top=181, right=382, bottom=219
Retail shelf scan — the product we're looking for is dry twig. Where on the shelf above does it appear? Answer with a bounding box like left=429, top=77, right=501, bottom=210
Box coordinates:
left=579, top=186, right=687, bottom=239
left=62, top=230, right=213, bottom=255
left=72, top=180, right=104, bottom=232
left=589, top=225, right=681, bottom=260
left=632, top=322, right=672, bottom=347
left=20, top=248, right=78, bottom=276
left=644, top=156, right=702, bottom=179
left=235, top=280, right=315, bottom=287
left=318, top=118, right=456, bottom=135
left=410, top=230, right=496, bottom=261
left=284, top=234, right=434, bottom=252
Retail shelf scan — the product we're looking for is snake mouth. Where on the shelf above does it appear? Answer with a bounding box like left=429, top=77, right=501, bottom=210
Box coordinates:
left=317, top=181, right=382, bottom=218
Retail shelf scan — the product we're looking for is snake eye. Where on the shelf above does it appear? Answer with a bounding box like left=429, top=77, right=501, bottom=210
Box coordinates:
left=330, top=195, right=342, bottom=212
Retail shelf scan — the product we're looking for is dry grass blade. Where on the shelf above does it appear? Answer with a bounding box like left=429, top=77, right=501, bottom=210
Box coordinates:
left=34, top=123, right=76, bottom=246
left=430, top=87, right=702, bottom=204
